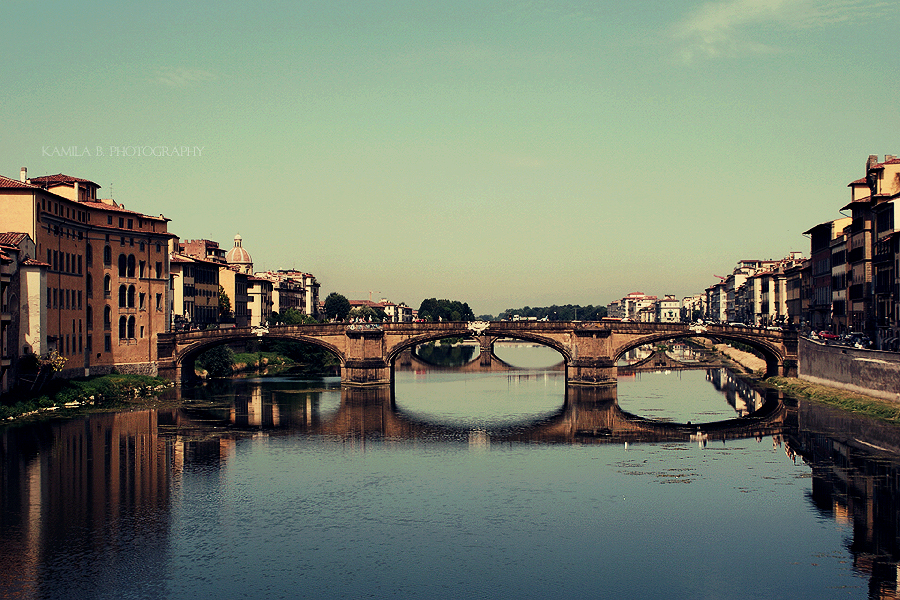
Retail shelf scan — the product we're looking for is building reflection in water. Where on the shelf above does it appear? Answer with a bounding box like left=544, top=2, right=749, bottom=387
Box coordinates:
left=2, top=370, right=900, bottom=597
left=0, top=411, right=173, bottom=598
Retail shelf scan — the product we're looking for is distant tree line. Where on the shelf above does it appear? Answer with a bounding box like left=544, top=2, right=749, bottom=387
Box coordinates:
left=495, top=304, right=608, bottom=321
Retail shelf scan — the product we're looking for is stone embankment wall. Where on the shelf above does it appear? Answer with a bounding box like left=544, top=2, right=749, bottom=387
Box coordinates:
left=799, top=337, right=900, bottom=402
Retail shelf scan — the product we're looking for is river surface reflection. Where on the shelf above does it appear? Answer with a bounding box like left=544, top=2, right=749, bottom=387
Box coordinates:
left=2, top=361, right=900, bottom=599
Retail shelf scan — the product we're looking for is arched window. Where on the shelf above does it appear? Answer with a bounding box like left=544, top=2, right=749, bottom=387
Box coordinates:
left=118, top=254, right=127, bottom=278
left=119, top=285, right=127, bottom=308
left=127, top=285, right=136, bottom=308
left=103, top=245, right=112, bottom=265
left=119, top=316, right=127, bottom=339
left=104, top=305, right=112, bottom=330
left=127, top=255, right=136, bottom=278
left=127, top=316, right=135, bottom=339
left=104, top=274, right=111, bottom=297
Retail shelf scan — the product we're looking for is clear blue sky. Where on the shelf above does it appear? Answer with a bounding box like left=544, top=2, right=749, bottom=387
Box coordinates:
left=3, top=0, right=898, bottom=315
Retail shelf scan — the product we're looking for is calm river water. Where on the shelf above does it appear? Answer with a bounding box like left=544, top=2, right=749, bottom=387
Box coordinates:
left=2, top=345, right=900, bottom=599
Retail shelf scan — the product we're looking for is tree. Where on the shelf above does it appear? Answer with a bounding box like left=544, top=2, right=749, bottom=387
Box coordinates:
left=218, top=285, right=232, bottom=319
left=196, top=345, right=234, bottom=378
left=324, top=292, right=351, bottom=321
left=417, top=299, right=475, bottom=322
left=280, top=307, right=317, bottom=325
left=348, top=305, right=386, bottom=322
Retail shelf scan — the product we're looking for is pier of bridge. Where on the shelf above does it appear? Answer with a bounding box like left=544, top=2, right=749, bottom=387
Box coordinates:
left=157, top=321, right=796, bottom=387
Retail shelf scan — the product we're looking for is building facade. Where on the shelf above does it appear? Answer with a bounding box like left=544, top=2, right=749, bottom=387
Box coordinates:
left=0, top=170, right=172, bottom=380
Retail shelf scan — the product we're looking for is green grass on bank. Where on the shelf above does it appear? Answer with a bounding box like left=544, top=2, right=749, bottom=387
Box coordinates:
left=766, top=376, right=900, bottom=425
left=1, top=374, right=172, bottom=422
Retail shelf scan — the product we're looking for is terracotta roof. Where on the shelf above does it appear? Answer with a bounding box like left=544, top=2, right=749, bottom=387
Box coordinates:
left=0, top=175, right=42, bottom=189
left=29, top=173, right=100, bottom=187
left=170, top=253, right=194, bottom=264
left=840, top=197, right=872, bottom=211
left=350, top=300, right=385, bottom=308
left=867, top=158, right=900, bottom=170
left=0, top=232, right=30, bottom=246
left=22, top=259, right=49, bottom=267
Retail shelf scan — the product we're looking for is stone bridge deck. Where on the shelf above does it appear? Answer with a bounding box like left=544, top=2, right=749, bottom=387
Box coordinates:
left=157, top=321, right=796, bottom=386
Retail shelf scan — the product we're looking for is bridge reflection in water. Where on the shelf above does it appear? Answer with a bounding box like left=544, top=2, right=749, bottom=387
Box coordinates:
left=166, top=375, right=793, bottom=447
left=3, top=371, right=900, bottom=597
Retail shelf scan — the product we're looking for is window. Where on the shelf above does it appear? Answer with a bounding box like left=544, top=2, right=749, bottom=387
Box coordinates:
left=155, top=262, right=162, bottom=279
left=104, top=245, right=112, bottom=265
left=119, top=217, right=124, bottom=228
left=108, top=215, right=112, bottom=225
left=119, top=316, right=127, bottom=339
left=104, top=306, right=112, bottom=330
left=139, top=261, right=145, bottom=278
left=118, top=254, right=127, bottom=277
left=156, top=293, right=162, bottom=311
left=77, top=255, right=82, bottom=275
left=127, top=285, right=135, bottom=308
left=127, top=219, right=133, bottom=229
left=87, top=306, right=93, bottom=329
left=104, top=334, right=111, bottom=352
left=139, top=292, right=146, bottom=310
left=127, top=255, right=136, bottom=277
left=119, top=285, right=127, bottom=308
left=104, top=274, right=111, bottom=297
left=86, top=274, right=93, bottom=298
left=128, top=317, right=136, bottom=339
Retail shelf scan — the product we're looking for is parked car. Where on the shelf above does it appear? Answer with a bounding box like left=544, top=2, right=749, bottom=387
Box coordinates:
left=818, top=331, right=839, bottom=340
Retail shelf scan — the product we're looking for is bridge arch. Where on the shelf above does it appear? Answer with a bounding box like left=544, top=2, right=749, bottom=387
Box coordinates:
left=385, top=329, right=572, bottom=367
left=612, top=330, right=785, bottom=377
left=173, top=331, right=345, bottom=381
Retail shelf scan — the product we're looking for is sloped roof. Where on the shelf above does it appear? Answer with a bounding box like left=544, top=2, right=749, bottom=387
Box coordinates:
left=0, top=175, right=42, bottom=189
left=0, top=232, right=30, bottom=246
left=29, top=173, right=100, bottom=187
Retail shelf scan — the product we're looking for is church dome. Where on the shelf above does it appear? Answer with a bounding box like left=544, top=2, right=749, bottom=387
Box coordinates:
left=226, top=234, right=253, bottom=273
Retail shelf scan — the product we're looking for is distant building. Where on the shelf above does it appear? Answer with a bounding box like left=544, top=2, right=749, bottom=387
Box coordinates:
left=657, top=295, right=680, bottom=323
left=225, top=234, right=254, bottom=275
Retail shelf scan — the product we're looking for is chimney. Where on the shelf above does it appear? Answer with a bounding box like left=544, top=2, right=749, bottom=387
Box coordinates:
left=867, top=154, right=879, bottom=170
left=20, top=167, right=26, bottom=182
left=886, top=155, right=897, bottom=162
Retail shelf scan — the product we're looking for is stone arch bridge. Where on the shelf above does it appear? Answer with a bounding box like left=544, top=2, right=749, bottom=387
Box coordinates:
left=157, top=321, right=797, bottom=386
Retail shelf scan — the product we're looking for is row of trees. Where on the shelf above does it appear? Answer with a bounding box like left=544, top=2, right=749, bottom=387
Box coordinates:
left=497, top=304, right=608, bottom=322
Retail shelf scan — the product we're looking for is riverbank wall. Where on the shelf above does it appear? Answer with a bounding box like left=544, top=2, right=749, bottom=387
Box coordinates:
left=799, top=337, right=900, bottom=403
